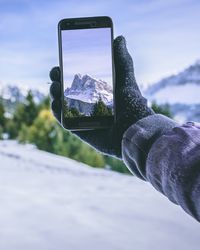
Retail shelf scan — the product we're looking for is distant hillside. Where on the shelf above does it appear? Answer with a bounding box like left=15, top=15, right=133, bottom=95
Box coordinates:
left=145, top=60, right=200, bottom=122
left=0, top=83, right=45, bottom=113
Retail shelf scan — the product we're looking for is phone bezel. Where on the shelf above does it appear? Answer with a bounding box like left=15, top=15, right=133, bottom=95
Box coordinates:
left=58, top=16, right=115, bottom=131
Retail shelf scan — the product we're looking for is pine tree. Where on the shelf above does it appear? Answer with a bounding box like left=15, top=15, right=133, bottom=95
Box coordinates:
left=104, top=155, right=131, bottom=174
left=151, top=101, right=172, bottom=118
left=0, top=99, right=5, bottom=139
left=19, top=108, right=105, bottom=167
left=70, top=107, right=81, bottom=117
left=26, top=109, right=57, bottom=152
left=91, top=97, right=112, bottom=116
left=38, top=95, right=50, bottom=110
left=24, top=91, right=39, bottom=125
left=0, top=99, right=6, bottom=127
left=8, top=91, right=39, bottom=138
left=14, top=90, right=39, bottom=127
left=63, top=99, right=73, bottom=118
left=63, top=99, right=81, bottom=118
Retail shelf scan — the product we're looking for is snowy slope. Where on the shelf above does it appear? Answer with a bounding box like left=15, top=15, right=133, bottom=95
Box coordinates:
left=0, top=140, right=199, bottom=250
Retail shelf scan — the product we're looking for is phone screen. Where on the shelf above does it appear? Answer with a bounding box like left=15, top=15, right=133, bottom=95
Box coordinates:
left=61, top=28, right=113, bottom=119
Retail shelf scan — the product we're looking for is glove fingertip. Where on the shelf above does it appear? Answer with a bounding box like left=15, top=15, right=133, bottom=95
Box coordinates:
left=114, top=35, right=126, bottom=47
left=51, top=99, right=61, bottom=117
left=50, top=81, right=61, bottom=99
left=49, top=67, right=61, bottom=81
left=51, top=100, right=61, bottom=123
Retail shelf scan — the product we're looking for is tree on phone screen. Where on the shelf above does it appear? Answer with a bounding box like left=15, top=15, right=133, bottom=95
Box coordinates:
left=91, top=97, right=112, bottom=117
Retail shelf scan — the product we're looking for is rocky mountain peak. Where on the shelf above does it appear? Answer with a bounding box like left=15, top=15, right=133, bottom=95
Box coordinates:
left=65, top=74, right=113, bottom=105
left=64, top=74, right=113, bottom=115
left=70, top=74, right=112, bottom=93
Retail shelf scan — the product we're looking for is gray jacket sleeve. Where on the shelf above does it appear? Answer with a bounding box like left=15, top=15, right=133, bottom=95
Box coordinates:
left=122, top=114, right=200, bottom=222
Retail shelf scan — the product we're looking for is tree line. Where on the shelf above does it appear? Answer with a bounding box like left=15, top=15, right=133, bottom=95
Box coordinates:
left=0, top=92, right=128, bottom=173
left=0, top=91, right=172, bottom=174
left=63, top=97, right=113, bottom=118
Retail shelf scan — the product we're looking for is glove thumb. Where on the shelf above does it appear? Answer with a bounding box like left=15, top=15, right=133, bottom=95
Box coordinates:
left=113, top=36, right=140, bottom=92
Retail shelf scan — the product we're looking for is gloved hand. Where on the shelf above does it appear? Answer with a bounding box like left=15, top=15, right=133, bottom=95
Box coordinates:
left=49, top=36, right=154, bottom=160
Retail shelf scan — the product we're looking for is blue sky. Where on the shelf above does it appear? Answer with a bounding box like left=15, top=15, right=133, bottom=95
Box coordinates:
left=0, top=0, right=200, bottom=91
left=62, top=28, right=112, bottom=88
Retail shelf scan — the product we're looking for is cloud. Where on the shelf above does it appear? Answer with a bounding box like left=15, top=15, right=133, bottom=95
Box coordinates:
left=0, top=0, right=112, bottom=89
left=0, top=0, right=200, bottom=90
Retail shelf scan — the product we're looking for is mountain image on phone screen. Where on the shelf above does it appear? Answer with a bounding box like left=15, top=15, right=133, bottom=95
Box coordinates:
left=61, top=28, right=113, bottom=118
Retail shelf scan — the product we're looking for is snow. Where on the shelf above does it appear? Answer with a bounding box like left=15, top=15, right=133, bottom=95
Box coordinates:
left=66, top=90, right=113, bottom=105
left=150, top=83, right=200, bottom=105
left=0, top=140, right=199, bottom=250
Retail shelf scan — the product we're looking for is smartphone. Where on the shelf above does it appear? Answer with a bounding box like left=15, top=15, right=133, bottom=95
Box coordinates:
left=58, top=16, right=115, bottom=130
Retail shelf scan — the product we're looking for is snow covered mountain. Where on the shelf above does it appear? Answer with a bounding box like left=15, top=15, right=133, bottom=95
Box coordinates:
left=145, top=60, right=200, bottom=122
left=0, top=140, right=199, bottom=250
left=0, top=83, right=45, bottom=112
left=0, top=83, right=45, bottom=103
left=0, top=84, right=24, bottom=103
left=64, top=74, right=113, bottom=115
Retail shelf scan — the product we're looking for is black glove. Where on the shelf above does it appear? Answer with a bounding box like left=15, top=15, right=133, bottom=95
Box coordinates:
left=50, top=36, right=154, bottom=160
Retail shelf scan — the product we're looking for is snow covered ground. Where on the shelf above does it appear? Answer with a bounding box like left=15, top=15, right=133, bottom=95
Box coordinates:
left=0, top=140, right=199, bottom=250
